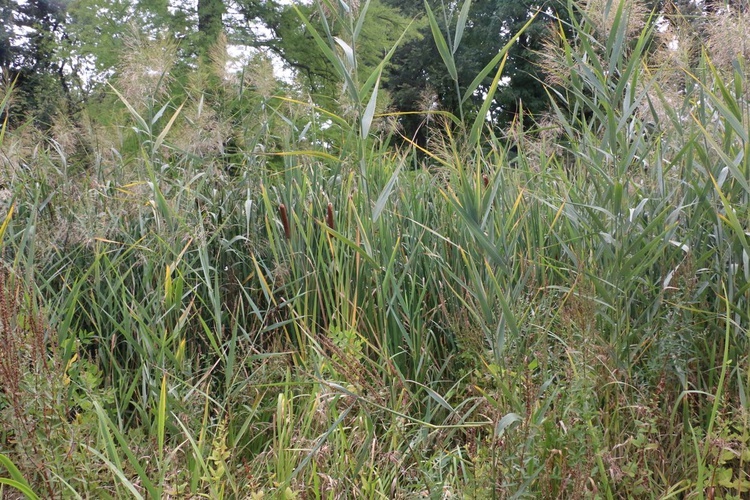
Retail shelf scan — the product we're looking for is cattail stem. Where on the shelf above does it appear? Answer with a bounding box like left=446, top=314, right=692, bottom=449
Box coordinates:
left=279, top=204, right=291, bottom=240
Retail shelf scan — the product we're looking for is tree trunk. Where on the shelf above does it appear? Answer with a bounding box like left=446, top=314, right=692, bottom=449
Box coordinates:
left=198, top=0, right=225, bottom=54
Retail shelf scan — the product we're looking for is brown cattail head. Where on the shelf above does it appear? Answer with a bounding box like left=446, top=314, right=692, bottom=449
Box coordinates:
left=326, top=202, right=335, bottom=230
left=278, top=204, right=291, bottom=240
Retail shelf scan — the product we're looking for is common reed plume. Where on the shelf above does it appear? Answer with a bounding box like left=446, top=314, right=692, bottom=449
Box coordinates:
left=208, top=31, right=237, bottom=87
left=639, top=19, right=696, bottom=131
left=171, top=96, right=229, bottom=157
left=117, top=24, right=178, bottom=109
left=540, top=0, right=650, bottom=88
left=582, top=0, right=648, bottom=41
left=538, top=23, right=571, bottom=88
left=705, top=7, right=750, bottom=75
left=650, top=16, right=697, bottom=86
left=417, top=86, right=439, bottom=128
left=243, top=52, right=278, bottom=101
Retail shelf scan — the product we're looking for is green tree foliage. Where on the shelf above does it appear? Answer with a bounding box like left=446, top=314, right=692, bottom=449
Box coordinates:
left=252, top=0, right=417, bottom=109
left=382, top=0, right=566, bottom=145
left=63, top=0, right=132, bottom=89
left=198, top=0, right=226, bottom=56
left=1, top=0, right=71, bottom=124
left=0, top=0, right=14, bottom=70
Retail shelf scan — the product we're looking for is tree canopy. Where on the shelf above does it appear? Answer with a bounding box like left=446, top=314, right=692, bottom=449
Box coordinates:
left=0, top=0, right=735, bottom=137
left=381, top=0, right=567, bottom=146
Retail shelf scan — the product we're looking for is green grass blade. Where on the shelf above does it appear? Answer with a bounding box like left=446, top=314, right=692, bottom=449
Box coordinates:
left=425, top=0, right=457, bottom=82
left=0, top=478, right=40, bottom=500
left=453, top=0, right=472, bottom=54
left=82, top=445, right=145, bottom=500
left=461, top=13, right=537, bottom=106
left=334, top=36, right=356, bottom=71
left=469, top=53, right=508, bottom=145
left=157, top=373, right=168, bottom=462
left=294, top=5, right=359, bottom=104
left=152, top=101, right=184, bottom=153
left=353, top=0, right=372, bottom=42
left=0, top=453, right=38, bottom=500
left=92, top=401, right=161, bottom=498
left=372, top=156, right=403, bottom=222
left=289, top=404, right=354, bottom=482
left=361, top=73, right=381, bottom=138
left=0, top=203, right=14, bottom=243
left=108, top=83, right=150, bottom=134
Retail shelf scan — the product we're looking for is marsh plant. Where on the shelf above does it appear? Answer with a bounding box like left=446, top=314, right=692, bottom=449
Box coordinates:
left=1, top=0, right=750, bottom=498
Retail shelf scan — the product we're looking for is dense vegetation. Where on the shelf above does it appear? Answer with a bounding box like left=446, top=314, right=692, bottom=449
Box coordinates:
left=2, top=0, right=750, bottom=497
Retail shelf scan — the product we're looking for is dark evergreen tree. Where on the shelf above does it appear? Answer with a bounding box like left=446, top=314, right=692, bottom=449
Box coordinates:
left=0, top=0, right=13, bottom=71
left=198, top=0, right=226, bottom=57
left=2, top=0, right=71, bottom=124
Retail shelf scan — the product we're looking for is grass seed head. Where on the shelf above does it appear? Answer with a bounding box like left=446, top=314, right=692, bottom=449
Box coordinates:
left=706, top=7, right=750, bottom=73
left=582, top=0, right=649, bottom=41
left=117, top=24, right=178, bottom=108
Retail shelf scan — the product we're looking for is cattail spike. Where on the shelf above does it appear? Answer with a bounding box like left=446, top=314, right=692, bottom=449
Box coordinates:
left=326, top=202, right=335, bottom=230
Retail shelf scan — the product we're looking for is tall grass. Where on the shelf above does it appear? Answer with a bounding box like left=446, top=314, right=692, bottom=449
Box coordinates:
left=1, top=0, right=749, bottom=497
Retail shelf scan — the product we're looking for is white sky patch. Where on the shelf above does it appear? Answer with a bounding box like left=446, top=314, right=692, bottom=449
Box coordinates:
left=226, top=44, right=296, bottom=83
left=222, top=0, right=306, bottom=83
left=168, top=0, right=198, bottom=16
left=9, top=0, right=308, bottom=86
